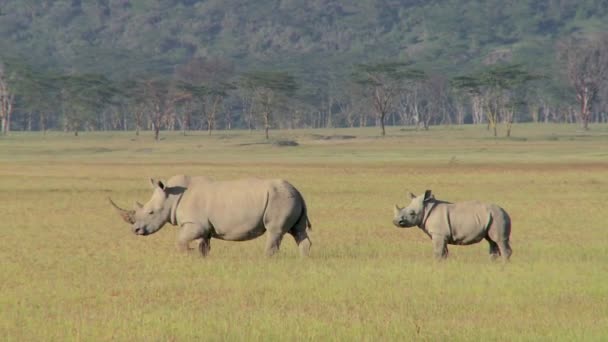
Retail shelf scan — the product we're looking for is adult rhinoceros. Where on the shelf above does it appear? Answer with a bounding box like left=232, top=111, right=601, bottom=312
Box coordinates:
left=393, top=190, right=512, bottom=261
left=109, top=175, right=312, bottom=257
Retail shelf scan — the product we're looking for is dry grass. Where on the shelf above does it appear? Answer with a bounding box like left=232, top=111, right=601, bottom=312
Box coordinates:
left=1, top=124, right=607, bottom=341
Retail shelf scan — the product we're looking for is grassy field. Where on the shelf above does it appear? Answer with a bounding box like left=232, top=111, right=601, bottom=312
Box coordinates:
left=1, top=124, right=607, bottom=341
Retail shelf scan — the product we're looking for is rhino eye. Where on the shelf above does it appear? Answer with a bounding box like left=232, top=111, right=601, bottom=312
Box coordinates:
left=148, top=210, right=154, bottom=215
left=410, top=211, right=416, bottom=216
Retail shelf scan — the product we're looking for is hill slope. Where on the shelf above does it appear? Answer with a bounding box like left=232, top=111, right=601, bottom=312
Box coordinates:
left=1, top=0, right=607, bottom=78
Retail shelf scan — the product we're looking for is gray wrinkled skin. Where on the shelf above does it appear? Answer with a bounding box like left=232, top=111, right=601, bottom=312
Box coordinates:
left=393, top=190, right=512, bottom=261
left=110, top=175, right=312, bottom=257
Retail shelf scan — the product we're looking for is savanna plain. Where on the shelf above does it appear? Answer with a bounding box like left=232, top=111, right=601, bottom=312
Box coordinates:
left=1, top=124, right=607, bottom=341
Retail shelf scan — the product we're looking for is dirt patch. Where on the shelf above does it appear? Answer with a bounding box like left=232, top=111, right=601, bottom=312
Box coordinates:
left=272, top=140, right=299, bottom=147
left=236, top=142, right=269, bottom=147
left=311, top=134, right=356, bottom=140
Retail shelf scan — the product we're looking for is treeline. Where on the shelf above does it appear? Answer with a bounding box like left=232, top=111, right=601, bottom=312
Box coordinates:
left=2, top=32, right=608, bottom=138
left=1, top=0, right=608, bottom=137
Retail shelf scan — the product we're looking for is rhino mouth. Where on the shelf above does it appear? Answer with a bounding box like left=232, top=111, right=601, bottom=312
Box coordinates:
left=394, top=218, right=416, bottom=228
left=133, top=226, right=149, bottom=236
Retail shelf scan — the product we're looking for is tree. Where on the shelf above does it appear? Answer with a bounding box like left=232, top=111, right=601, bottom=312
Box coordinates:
left=174, top=82, right=204, bottom=134
left=57, top=73, right=118, bottom=136
left=11, top=64, right=61, bottom=133
left=138, top=78, right=185, bottom=141
left=174, top=57, right=235, bottom=134
left=557, top=34, right=608, bottom=130
left=354, top=62, right=424, bottom=135
left=425, top=74, right=452, bottom=126
left=241, top=71, right=297, bottom=139
left=452, top=64, right=539, bottom=136
left=0, top=61, right=15, bottom=135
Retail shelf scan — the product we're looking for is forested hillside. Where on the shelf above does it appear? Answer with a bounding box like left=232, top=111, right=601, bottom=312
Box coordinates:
left=1, top=0, right=607, bottom=135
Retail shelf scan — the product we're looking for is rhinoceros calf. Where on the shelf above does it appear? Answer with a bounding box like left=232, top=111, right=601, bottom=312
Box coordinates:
left=393, top=190, right=512, bottom=261
left=110, top=175, right=312, bottom=257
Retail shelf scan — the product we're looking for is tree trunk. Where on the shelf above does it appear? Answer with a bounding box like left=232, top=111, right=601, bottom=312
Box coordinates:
left=327, top=96, right=333, bottom=128
left=580, top=92, right=590, bottom=130
left=27, top=112, right=32, bottom=131
left=40, top=112, right=47, bottom=133
left=380, top=113, right=386, bottom=136
left=264, top=112, right=270, bottom=139
left=135, top=113, right=142, bottom=136
left=1, top=103, right=11, bottom=135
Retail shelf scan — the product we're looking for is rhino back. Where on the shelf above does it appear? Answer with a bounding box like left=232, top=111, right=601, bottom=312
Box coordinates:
left=177, top=178, right=296, bottom=240
left=430, top=201, right=493, bottom=245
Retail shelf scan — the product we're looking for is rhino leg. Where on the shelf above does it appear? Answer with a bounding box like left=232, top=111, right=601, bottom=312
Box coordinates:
left=176, top=223, right=206, bottom=253
left=486, top=238, right=501, bottom=261
left=497, top=239, right=512, bottom=262
left=289, top=229, right=311, bottom=257
left=432, top=235, right=449, bottom=260
left=265, top=232, right=284, bottom=256
left=288, top=209, right=312, bottom=257
left=198, top=237, right=211, bottom=257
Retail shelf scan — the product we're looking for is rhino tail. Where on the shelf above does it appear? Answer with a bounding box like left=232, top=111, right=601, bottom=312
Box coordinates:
left=294, top=189, right=312, bottom=232
left=301, top=194, right=312, bottom=231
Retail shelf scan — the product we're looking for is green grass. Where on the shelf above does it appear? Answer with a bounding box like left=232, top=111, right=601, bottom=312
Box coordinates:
left=1, top=124, right=608, bottom=341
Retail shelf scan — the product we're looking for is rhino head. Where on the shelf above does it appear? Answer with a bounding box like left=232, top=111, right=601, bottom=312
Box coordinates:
left=110, top=178, right=183, bottom=236
left=393, top=190, right=434, bottom=228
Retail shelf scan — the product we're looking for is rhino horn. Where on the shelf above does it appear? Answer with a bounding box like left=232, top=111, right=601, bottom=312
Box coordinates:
left=408, top=192, right=416, bottom=199
left=394, top=204, right=402, bottom=215
left=135, top=201, right=143, bottom=209
left=108, top=197, right=136, bottom=224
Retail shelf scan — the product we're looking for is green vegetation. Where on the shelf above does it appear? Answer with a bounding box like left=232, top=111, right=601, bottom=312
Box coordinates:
left=1, top=1, right=608, bottom=135
left=1, top=124, right=608, bottom=340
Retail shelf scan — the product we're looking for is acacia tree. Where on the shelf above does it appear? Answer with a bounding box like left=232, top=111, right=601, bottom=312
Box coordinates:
left=57, top=73, right=118, bottom=136
left=138, top=78, right=187, bottom=141
left=237, top=84, right=256, bottom=132
left=14, top=67, right=60, bottom=133
left=354, top=62, right=424, bottom=135
left=453, top=64, right=538, bottom=136
left=119, top=79, right=148, bottom=135
left=174, top=57, right=235, bottom=134
left=557, top=34, right=608, bottom=130
left=174, top=82, right=205, bottom=135
left=203, top=83, right=236, bottom=134
left=450, top=76, right=479, bottom=125
left=241, top=71, right=297, bottom=139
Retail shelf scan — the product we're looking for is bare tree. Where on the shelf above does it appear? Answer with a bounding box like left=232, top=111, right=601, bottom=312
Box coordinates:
left=240, top=90, right=256, bottom=132
left=557, top=34, right=608, bottom=130
left=354, top=62, right=417, bottom=136
left=174, top=57, right=234, bottom=135
left=241, top=71, right=297, bottom=139
left=452, top=64, right=539, bottom=136
left=413, top=74, right=449, bottom=130
left=139, top=79, right=189, bottom=141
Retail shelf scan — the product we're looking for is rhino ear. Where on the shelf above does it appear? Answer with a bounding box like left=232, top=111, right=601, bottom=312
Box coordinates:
left=150, top=178, right=166, bottom=191
left=423, top=190, right=433, bottom=202
left=408, top=192, right=416, bottom=199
